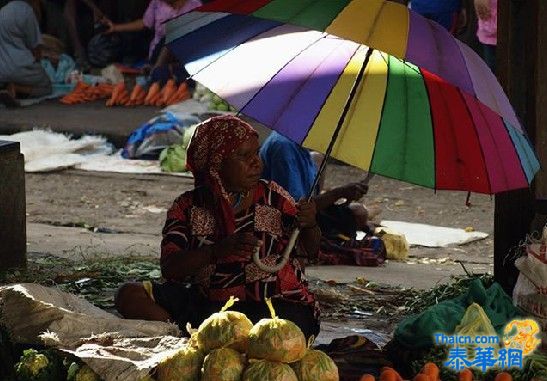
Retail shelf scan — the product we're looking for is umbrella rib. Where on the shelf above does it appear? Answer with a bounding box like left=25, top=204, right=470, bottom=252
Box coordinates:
left=325, top=0, right=354, bottom=32
left=283, top=0, right=317, bottom=25
left=418, top=67, right=438, bottom=191
left=298, top=43, right=364, bottom=148
left=307, top=47, right=375, bottom=200
left=237, top=34, right=329, bottom=126
left=458, top=90, right=494, bottom=194
left=362, top=1, right=388, bottom=45
left=402, top=57, right=410, bottom=183
left=502, top=122, right=536, bottom=184
left=179, top=20, right=280, bottom=83
left=369, top=52, right=390, bottom=177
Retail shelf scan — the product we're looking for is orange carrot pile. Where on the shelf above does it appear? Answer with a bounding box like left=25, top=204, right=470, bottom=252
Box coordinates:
left=143, top=81, right=190, bottom=107
left=60, top=82, right=113, bottom=105
left=106, top=82, right=130, bottom=106
left=127, top=84, right=146, bottom=106
left=380, top=367, right=404, bottom=381
left=459, top=368, right=474, bottom=381
left=358, top=364, right=513, bottom=381
left=61, top=80, right=191, bottom=107
left=494, top=372, right=513, bottom=381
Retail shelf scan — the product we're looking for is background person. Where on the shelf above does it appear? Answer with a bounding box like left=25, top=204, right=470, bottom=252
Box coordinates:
left=474, top=0, right=497, bottom=72
left=0, top=0, right=51, bottom=106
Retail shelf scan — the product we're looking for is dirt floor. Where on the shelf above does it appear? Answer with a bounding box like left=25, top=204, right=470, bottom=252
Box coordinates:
left=22, top=165, right=495, bottom=344
left=25, top=165, right=495, bottom=272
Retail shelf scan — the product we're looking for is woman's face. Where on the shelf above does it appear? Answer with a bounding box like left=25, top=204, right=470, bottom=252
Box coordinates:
left=220, top=136, right=263, bottom=193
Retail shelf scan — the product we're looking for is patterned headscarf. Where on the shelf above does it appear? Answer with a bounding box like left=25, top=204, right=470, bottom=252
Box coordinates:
left=186, top=115, right=258, bottom=235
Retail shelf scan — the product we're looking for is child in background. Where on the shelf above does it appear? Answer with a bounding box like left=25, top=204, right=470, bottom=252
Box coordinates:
left=105, top=0, right=201, bottom=70
left=474, top=0, right=497, bottom=72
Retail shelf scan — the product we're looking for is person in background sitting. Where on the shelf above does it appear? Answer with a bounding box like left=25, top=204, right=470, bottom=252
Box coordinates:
left=0, top=0, right=51, bottom=106
left=260, top=131, right=378, bottom=240
left=260, top=132, right=386, bottom=270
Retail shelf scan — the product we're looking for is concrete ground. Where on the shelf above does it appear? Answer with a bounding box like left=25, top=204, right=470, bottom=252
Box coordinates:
left=0, top=100, right=158, bottom=148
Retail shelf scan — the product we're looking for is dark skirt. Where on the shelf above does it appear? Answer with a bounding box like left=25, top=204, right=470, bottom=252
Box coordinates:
left=151, top=281, right=320, bottom=340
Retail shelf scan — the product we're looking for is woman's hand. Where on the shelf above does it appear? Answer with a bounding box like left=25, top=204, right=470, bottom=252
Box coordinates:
left=213, top=232, right=262, bottom=260
left=102, top=18, right=117, bottom=34
left=296, top=199, right=318, bottom=229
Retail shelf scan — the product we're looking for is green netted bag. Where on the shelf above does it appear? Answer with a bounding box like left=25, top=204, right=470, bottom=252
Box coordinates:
left=201, top=347, right=246, bottom=381
left=197, top=296, right=253, bottom=353
left=247, top=298, right=307, bottom=363
left=155, top=345, right=203, bottom=381
left=242, top=359, right=298, bottom=381
left=291, top=349, right=339, bottom=381
left=395, top=279, right=522, bottom=349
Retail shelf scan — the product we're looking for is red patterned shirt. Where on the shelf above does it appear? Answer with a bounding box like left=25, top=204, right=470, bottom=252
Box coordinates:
left=161, top=180, right=315, bottom=306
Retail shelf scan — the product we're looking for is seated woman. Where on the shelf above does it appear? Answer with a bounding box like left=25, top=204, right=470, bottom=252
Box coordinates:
left=115, top=116, right=321, bottom=339
left=0, top=0, right=52, bottom=106
left=260, top=131, right=385, bottom=266
left=261, top=131, right=379, bottom=237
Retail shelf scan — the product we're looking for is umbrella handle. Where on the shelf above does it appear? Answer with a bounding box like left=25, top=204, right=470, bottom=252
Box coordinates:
left=252, top=228, right=301, bottom=273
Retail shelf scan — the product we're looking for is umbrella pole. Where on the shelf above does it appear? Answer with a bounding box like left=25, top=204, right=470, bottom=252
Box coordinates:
left=254, top=47, right=375, bottom=273
left=306, top=47, right=375, bottom=201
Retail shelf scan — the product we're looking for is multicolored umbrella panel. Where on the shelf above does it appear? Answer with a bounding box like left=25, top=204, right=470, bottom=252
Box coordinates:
left=168, top=25, right=539, bottom=195
left=166, top=0, right=521, bottom=133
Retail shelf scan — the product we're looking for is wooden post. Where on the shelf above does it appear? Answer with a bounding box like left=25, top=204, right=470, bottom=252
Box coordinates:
left=495, top=0, right=546, bottom=294
left=0, top=141, right=26, bottom=270
left=533, top=1, right=547, bottom=233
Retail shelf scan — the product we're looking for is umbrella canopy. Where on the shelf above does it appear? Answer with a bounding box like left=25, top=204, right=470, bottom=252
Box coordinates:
left=166, top=0, right=521, bottom=133
left=167, top=24, right=539, bottom=194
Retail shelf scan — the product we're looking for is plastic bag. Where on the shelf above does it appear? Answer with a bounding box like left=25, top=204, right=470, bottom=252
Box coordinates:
left=41, top=54, right=75, bottom=84
left=123, top=113, right=199, bottom=160
left=87, top=32, right=122, bottom=68
left=454, top=303, right=498, bottom=349
left=159, top=125, right=196, bottom=172
left=374, top=226, right=409, bottom=261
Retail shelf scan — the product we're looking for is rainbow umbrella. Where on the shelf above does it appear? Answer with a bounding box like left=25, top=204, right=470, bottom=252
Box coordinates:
left=166, top=0, right=521, bottom=132
left=166, top=25, right=539, bottom=194
left=165, top=2, right=539, bottom=271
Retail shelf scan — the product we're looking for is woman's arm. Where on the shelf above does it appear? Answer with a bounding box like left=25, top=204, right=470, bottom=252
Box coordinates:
left=106, top=19, right=146, bottom=33
left=295, top=200, right=321, bottom=260
left=161, top=232, right=259, bottom=280
left=314, top=182, right=369, bottom=211
left=161, top=246, right=214, bottom=280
